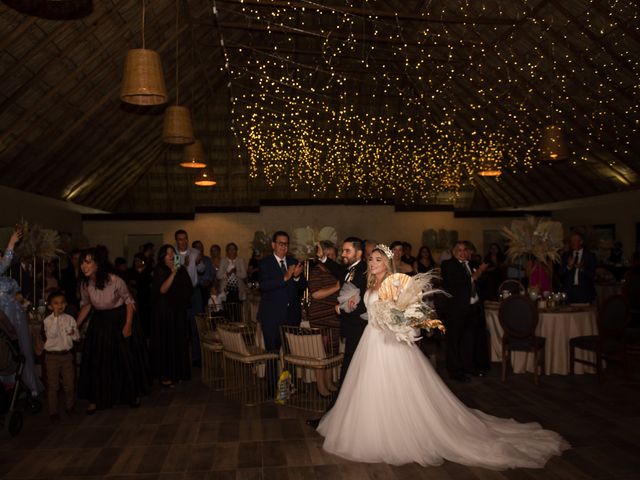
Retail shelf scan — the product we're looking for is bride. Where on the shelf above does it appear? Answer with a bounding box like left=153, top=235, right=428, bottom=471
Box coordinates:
left=317, top=244, right=569, bottom=470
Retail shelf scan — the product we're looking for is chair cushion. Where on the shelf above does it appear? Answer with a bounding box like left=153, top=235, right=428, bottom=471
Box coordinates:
left=569, top=335, right=598, bottom=351
left=504, top=335, right=545, bottom=351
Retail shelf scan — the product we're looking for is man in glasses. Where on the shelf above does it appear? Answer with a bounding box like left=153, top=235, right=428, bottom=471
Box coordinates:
left=256, top=231, right=306, bottom=395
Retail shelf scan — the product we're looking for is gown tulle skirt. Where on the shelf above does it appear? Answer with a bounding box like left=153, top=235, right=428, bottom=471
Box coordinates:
left=78, top=305, right=149, bottom=408
left=317, top=323, right=569, bottom=470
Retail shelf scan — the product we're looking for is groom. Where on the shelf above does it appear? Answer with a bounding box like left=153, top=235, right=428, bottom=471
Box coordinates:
left=307, top=237, right=368, bottom=428
left=317, top=237, right=368, bottom=390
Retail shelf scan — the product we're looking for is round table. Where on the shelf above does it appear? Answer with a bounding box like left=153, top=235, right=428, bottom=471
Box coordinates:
left=485, top=302, right=598, bottom=375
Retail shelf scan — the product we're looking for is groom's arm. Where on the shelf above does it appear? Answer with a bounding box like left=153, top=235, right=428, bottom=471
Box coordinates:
left=322, top=257, right=347, bottom=282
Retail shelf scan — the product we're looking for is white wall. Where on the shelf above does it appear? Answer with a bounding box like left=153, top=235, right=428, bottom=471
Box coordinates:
left=529, top=190, right=640, bottom=257
left=0, top=185, right=102, bottom=236
left=82, top=205, right=527, bottom=261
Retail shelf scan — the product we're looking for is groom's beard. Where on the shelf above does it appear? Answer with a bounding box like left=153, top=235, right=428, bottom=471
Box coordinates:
left=342, top=256, right=359, bottom=267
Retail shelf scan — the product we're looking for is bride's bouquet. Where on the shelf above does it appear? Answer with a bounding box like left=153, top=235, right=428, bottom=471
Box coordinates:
left=369, top=273, right=446, bottom=345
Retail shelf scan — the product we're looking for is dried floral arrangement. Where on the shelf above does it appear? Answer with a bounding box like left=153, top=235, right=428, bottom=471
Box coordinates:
left=502, top=217, right=564, bottom=265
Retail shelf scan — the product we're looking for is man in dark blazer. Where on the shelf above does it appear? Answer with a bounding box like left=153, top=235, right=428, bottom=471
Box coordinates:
left=257, top=230, right=306, bottom=354
left=438, top=241, right=487, bottom=382
left=560, top=232, right=597, bottom=304
left=318, top=236, right=368, bottom=387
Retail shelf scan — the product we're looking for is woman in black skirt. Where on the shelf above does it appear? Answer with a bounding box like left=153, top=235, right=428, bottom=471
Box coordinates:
left=150, top=244, right=193, bottom=388
left=76, top=248, right=148, bottom=414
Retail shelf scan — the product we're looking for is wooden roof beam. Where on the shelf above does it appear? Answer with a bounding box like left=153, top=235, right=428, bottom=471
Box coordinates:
left=549, top=0, right=637, bottom=76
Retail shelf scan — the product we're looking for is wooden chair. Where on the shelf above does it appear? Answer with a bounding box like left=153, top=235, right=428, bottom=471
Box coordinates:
left=280, top=325, right=343, bottom=412
left=499, top=295, right=545, bottom=385
left=194, top=313, right=224, bottom=390
left=569, top=294, right=629, bottom=381
left=217, top=322, right=279, bottom=406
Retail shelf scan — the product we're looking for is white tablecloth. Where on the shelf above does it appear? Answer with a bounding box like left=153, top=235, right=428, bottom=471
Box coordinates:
left=485, top=303, right=598, bottom=375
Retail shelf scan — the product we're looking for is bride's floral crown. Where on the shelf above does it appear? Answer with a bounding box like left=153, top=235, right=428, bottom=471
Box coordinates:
left=375, top=244, right=394, bottom=260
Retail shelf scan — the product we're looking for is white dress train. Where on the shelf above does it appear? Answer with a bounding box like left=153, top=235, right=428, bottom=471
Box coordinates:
left=317, top=290, right=569, bottom=470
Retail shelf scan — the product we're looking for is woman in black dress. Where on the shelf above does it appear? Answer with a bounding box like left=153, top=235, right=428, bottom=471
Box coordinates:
left=76, top=248, right=148, bottom=414
left=150, top=244, right=193, bottom=388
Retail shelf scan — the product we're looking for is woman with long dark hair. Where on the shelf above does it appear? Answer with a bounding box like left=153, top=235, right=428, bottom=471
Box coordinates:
left=76, top=248, right=148, bottom=414
left=414, top=246, right=437, bottom=273
left=150, top=244, right=192, bottom=388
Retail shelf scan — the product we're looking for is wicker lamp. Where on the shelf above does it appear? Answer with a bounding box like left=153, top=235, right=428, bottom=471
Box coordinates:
left=194, top=170, right=217, bottom=187
left=163, top=105, right=194, bottom=144
left=120, top=2, right=167, bottom=106
left=181, top=140, right=207, bottom=168
left=162, top=2, right=193, bottom=143
left=477, top=168, right=502, bottom=177
left=539, top=125, right=568, bottom=162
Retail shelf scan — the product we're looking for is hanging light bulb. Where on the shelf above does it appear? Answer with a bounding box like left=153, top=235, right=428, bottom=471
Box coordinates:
left=194, top=170, right=217, bottom=186
left=539, top=125, right=568, bottom=162
left=120, top=2, right=167, bottom=106
left=180, top=140, right=207, bottom=168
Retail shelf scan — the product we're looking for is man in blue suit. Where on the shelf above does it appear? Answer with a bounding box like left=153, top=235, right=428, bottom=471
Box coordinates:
left=257, top=230, right=307, bottom=354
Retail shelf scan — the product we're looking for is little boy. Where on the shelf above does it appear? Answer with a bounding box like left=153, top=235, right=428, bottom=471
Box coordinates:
left=208, top=282, right=226, bottom=313
left=43, top=290, right=79, bottom=422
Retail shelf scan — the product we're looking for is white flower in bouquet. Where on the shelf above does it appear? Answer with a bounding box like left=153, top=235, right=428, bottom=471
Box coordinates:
left=371, top=273, right=446, bottom=345
left=404, top=303, right=426, bottom=321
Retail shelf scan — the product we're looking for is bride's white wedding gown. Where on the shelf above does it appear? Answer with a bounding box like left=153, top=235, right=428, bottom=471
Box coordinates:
left=317, top=290, right=569, bottom=470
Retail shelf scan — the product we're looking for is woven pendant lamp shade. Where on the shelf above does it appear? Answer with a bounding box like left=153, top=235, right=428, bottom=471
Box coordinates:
left=163, top=106, right=194, bottom=144
left=120, top=49, right=167, bottom=106
left=477, top=168, right=502, bottom=177
left=180, top=140, right=207, bottom=168
left=195, top=170, right=217, bottom=186
left=539, top=125, right=568, bottom=161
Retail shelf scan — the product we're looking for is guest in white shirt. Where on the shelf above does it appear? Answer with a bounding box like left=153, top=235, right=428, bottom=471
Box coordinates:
left=175, top=229, right=204, bottom=365
left=217, top=242, right=248, bottom=303
left=43, top=291, right=79, bottom=422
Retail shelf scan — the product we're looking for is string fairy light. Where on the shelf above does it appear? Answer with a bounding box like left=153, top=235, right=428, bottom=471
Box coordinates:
left=212, top=0, right=639, bottom=201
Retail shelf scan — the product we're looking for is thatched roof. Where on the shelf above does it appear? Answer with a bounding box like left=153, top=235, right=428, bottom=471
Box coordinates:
left=1, top=0, right=638, bottom=212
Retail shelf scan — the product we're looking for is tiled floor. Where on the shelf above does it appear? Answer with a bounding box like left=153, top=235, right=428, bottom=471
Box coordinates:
left=1, top=361, right=639, bottom=479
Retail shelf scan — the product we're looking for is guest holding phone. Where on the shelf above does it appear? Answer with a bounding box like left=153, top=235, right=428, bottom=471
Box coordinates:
left=150, top=245, right=193, bottom=388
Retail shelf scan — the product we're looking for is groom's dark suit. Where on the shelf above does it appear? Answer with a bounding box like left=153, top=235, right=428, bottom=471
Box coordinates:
left=323, top=258, right=368, bottom=385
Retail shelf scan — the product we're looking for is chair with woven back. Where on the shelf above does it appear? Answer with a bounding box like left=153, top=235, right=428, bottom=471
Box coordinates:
left=280, top=325, right=343, bottom=412
left=217, top=322, right=279, bottom=406
left=194, top=313, right=224, bottom=390
left=223, top=301, right=245, bottom=324
left=498, top=295, right=545, bottom=385
left=569, top=294, right=629, bottom=381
